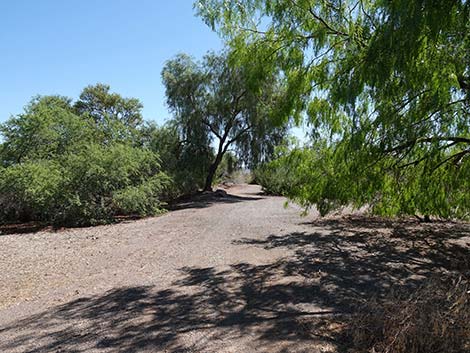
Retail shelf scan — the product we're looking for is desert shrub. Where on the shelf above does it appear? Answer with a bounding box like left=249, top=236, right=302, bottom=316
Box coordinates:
left=253, top=148, right=303, bottom=195
left=252, top=133, right=470, bottom=219
left=0, top=91, right=171, bottom=226
left=0, top=95, right=94, bottom=165
left=0, top=144, right=170, bottom=226
left=112, top=173, right=171, bottom=216
left=0, top=161, right=64, bottom=222
left=253, top=163, right=290, bottom=195
left=215, top=152, right=242, bottom=183
left=58, top=144, right=169, bottom=225
left=346, top=276, right=470, bottom=353
left=140, top=122, right=212, bottom=196
left=171, top=143, right=213, bottom=194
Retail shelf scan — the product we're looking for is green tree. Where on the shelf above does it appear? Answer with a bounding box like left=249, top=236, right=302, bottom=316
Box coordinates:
left=59, top=143, right=169, bottom=225
left=0, top=87, right=170, bottom=226
left=74, top=83, right=144, bottom=144
left=162, top=51, right=288, bottom=191
left=140, top=121, right=212, bottom=196
left=196, top=0, right=470, bottom=218
left=0, top=160, right=64, bottom=222
left=0, top=95, right=93, bottom=165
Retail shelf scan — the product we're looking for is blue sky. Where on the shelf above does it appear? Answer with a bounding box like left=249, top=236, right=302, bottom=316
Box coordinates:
left=0, top=0, right=222, bottom=124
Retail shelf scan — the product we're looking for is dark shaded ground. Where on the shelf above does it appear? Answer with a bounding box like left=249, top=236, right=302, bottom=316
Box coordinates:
left=0, top=222, right=51, bottom=236
left=0, top=186, right=469, bottom=352
left=0, top=273, right=339, bottom=353
left=0, top=190, right=256, bottom=237
left=167, top=188, right=263, bottom=211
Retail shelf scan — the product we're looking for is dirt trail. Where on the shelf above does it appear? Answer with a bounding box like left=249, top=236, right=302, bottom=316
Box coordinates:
left=0, top=184, right=469, bottom=353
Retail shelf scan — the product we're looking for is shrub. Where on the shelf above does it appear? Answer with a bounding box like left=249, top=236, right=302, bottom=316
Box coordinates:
left=0, top=95, right=94, bottom=164
left=0, top=161, right=64, bottom=222
left=253, top=151, right=301, bottom=196
left=0, top=144, right=170, bottom=226
left=140, top=122, right=212, bottom=196
left=0, top=93, right=171, bottom=227
left=215, top=152, right=243, bottom=184
left=57, top=144, right=169, bottom=225
left=253, top=163, right=289, bottom=195
left=113, top=173, right=171, bottom=216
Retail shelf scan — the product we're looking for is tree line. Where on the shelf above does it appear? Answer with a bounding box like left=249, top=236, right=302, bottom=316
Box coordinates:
left=2, top=0, right=469, bottom=226
left=0, top=51, right=288, bottom=226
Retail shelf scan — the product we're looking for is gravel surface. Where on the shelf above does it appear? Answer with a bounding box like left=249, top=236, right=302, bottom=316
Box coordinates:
left=0, top=184, right=468, bottom=353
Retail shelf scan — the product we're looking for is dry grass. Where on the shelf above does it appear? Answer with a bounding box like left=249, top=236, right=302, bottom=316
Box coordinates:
left=345, top=275, right=470, bottom=353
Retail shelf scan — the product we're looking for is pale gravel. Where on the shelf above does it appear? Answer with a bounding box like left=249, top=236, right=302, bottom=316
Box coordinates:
left=0, top=185, right=329, bottom=353
left=0, top=184, right=468, bottom=353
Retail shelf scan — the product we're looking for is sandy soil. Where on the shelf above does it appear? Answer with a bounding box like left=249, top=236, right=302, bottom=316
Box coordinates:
left=0, top=184, right=469, bottom=353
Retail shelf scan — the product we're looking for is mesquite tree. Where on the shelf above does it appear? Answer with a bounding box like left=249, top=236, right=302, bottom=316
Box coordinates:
left=162, top=51, right=287, bottom=191
left=196, top=0, right=470, bottom=218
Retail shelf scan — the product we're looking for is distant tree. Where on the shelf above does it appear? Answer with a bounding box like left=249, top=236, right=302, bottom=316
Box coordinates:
left=74, top=83, right=144, bottom=144
left=0, top=95, right=93, bottom=165
left=140, top=121, right=213, bottom=196
left=162, top=51, right=288, bottom=191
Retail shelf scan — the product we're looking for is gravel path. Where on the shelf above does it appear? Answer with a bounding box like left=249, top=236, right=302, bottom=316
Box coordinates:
left=0, top=184, right=468, bottom=353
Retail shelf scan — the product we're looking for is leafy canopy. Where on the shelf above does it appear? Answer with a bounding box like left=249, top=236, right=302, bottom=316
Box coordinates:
left=196, top=0, right=470, bottom=218
left=0, top=86, right=169, bottom=226
left=162, top=51, right=288, bottom=190
left=75, top=83, right=144, bottom=144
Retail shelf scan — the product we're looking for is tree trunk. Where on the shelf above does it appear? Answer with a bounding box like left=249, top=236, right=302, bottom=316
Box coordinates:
left=203, top=121, right=239, bottom=191
left=203, top=152, right=224, bottom=192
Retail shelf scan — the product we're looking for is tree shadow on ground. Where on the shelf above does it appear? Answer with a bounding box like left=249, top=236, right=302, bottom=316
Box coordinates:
left=0, top=222, right=51, bottom=236
left=0, top=277, right=337, bottom=353
left=167, top=189, right=263, bottom=211
left=0, top=191, right=262, bottom=237
left=0, top=216, right=468, bottom=352
left=0, top=215, right=145, bottom=237
left=235, top=217, right=469, bottom=309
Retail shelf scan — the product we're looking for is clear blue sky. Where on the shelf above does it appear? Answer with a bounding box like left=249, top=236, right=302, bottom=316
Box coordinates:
left=0, top=0, right=222, bottom=124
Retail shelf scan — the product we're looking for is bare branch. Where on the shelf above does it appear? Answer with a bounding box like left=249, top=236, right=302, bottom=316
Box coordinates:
left=202, top=119, right=222, bottom=140
left=224, top=124, right=253, bottom=152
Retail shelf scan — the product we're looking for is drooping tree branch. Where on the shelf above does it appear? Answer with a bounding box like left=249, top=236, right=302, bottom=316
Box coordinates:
left=432, top=149, right=470, bottom=171
left=457, top=75, right=470, bottom=91
left=387, top=136, right=470, bottom=154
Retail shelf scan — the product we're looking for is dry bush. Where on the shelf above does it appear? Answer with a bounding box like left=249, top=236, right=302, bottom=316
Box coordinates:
left=346, top=276, right=470, bottom=353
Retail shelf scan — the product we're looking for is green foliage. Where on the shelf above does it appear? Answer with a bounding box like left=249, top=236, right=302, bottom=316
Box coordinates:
left=214, top=152, right=242, bottom=184
left=140, top=122, right=212, bottom=196
left=58, top=144, right=168, bottom=225
left=216, top=152, right=240, bottom=177
left=254, top=163, right=289, bottom=196
left=196, top=0, right=470, bottom=218
left=74, top=83, right=144, bottom=144
left=258, top=143, right=470, bottom=219
left=0, top=143, right=170, bottom=226
left=112, top=173, right=170, bottom=217
left=0, top=89, right=170, bottom=226
left=162, top=50, right=288, bottom=191
left=0, top=161, right=64, bottom=222
left=253, top=143, right=301, bottom=196
left=0, top=95, right=93, bottom=165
